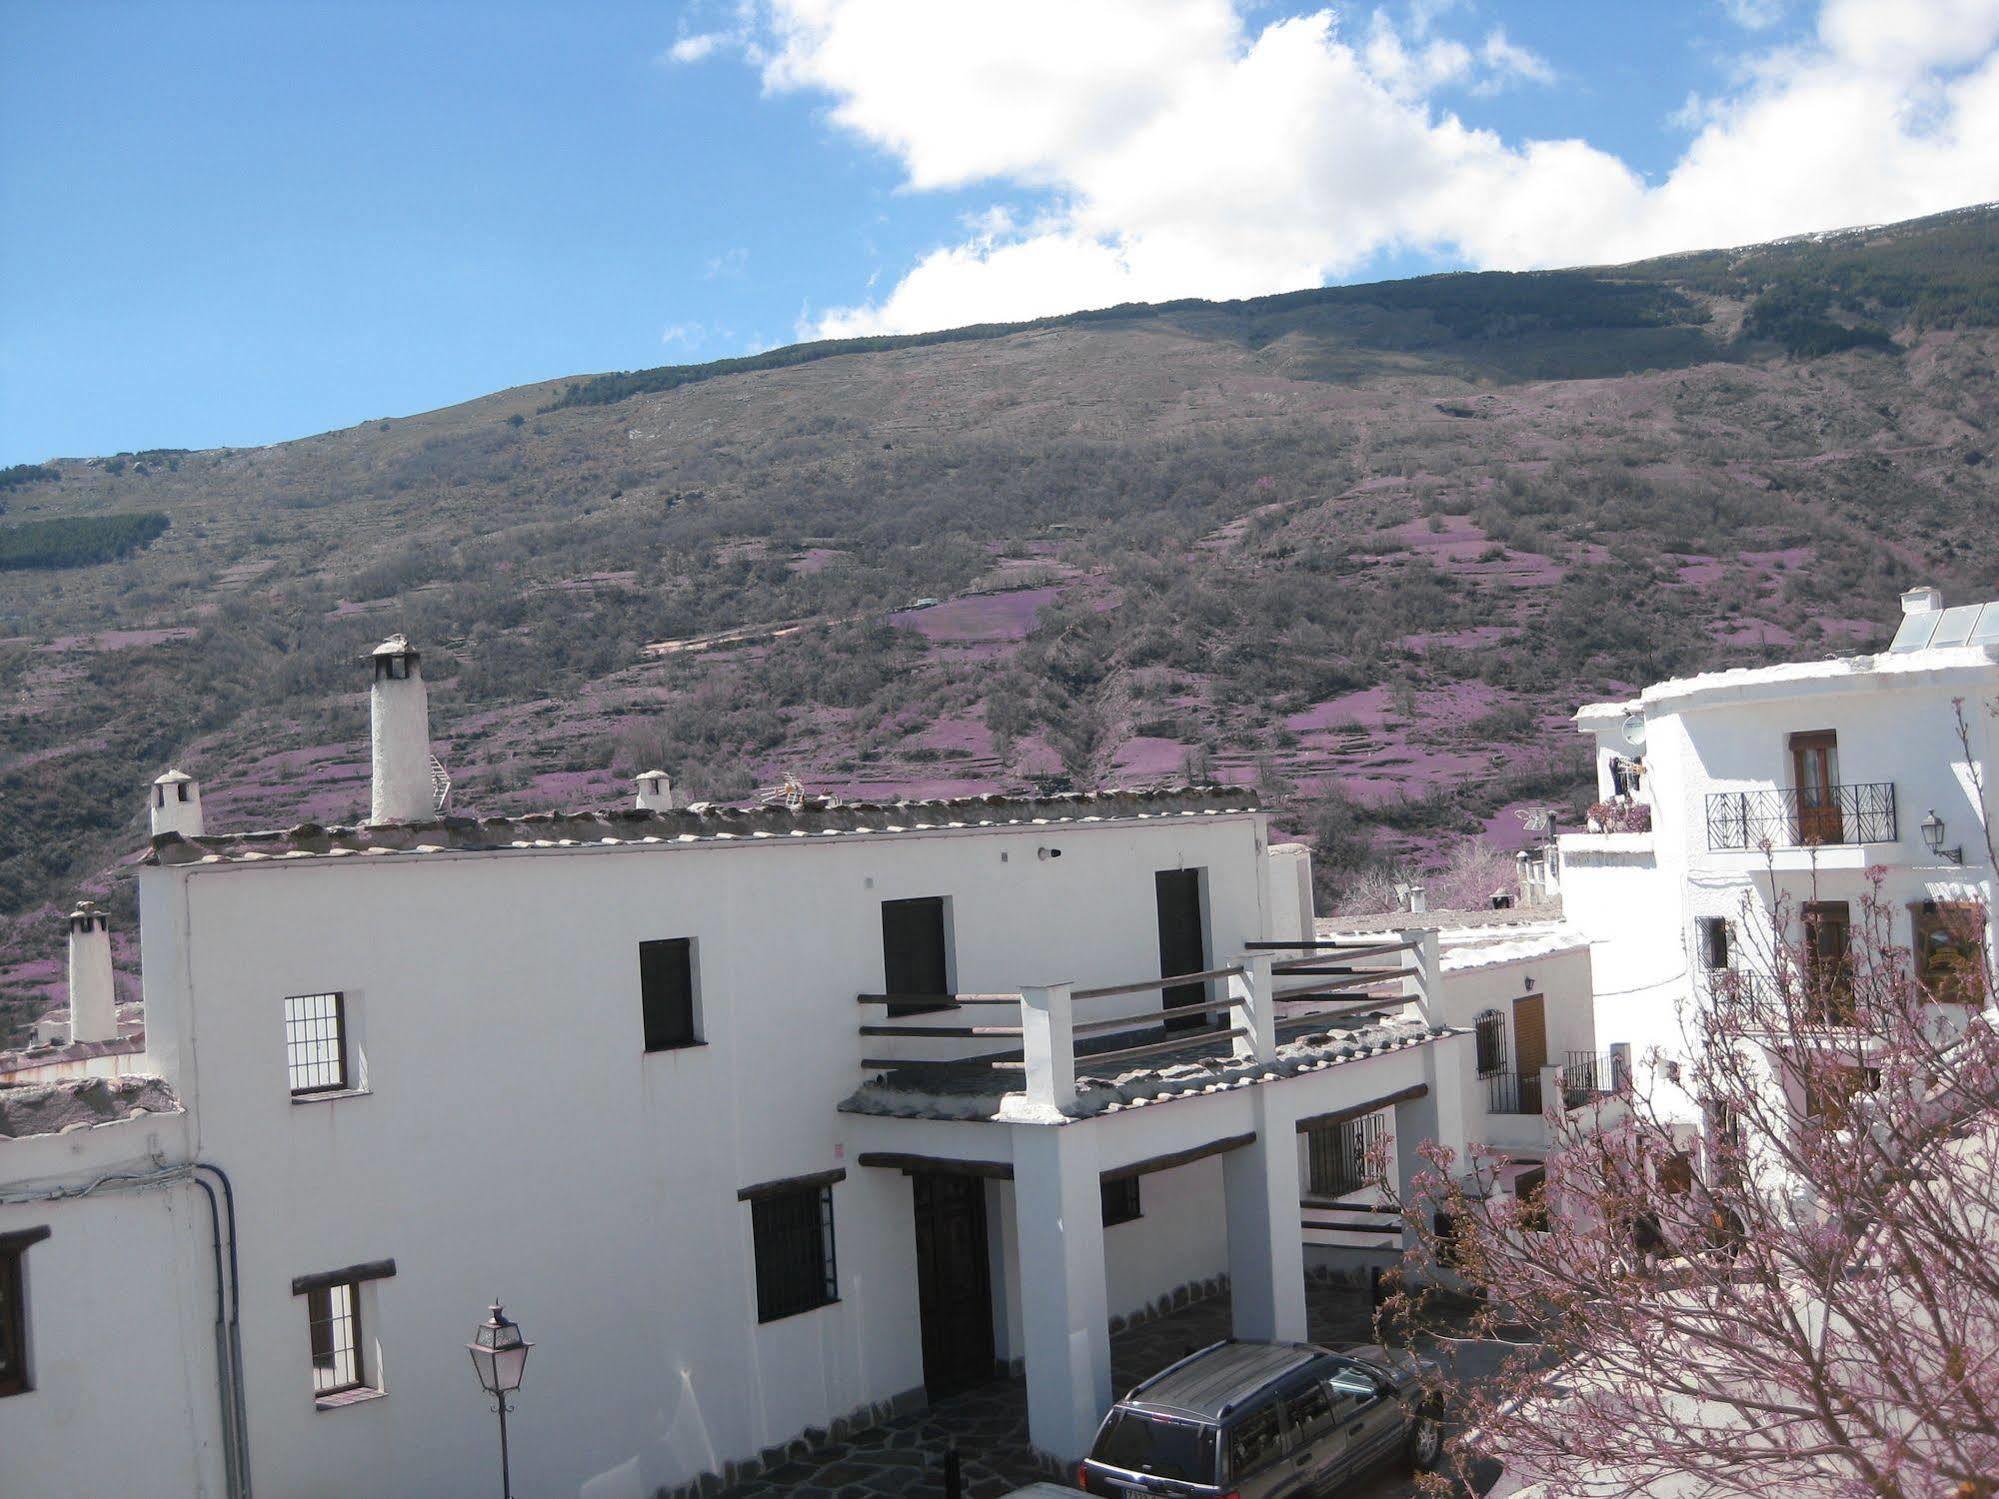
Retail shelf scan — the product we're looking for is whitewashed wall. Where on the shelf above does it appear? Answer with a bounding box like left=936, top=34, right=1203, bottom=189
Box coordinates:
left=0, top=1112, right=224, bottom=1498
left=137, top=811, right=1272, bottom=1499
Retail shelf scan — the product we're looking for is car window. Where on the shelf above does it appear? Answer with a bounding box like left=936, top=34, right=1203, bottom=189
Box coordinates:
left=1323, top=1364, right=1383, bottom=1414
left=1093, top=1411, right=1218, bottom=1482
left=1228, top=1403, right=1286, bottom=1477
left=1281, top=1379, right=1336, bottom=1445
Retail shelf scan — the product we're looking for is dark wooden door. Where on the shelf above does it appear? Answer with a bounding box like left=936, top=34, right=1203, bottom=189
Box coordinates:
left=1803, top=900, right=1854, bottom=1023
left=911, top=1172, right=995, bottom=1396
left=882, top=897, right=949, bottom=1016
left=1513, top=994, right=1547, bottom=1114
left=1790, top=731, right=1843, bottom=844
left=1155, top=869, right=1209, bottom=1031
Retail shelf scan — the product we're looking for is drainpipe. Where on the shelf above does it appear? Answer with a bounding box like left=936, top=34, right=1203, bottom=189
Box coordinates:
left=195, top=1163, right=252, bottom=1498
left=191, top=1174, right=242, bottom=1499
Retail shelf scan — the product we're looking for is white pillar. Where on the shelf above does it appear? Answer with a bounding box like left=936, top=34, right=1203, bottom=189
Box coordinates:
left=634, top=770, right=674, bottom=812
left=368, top=635, right=433, bottom=823
left=1002, top=982, right=1076, bottom=1122
left=1395, top=1032, right=1475, bottom=1232
left=149, top=770, right=204, bottom=838
left=1229, top=954, right=1276, bottom=1062
left=1401, top=927, right=1441, bottom=1029
left=67, top=902, right=116, bottom=1044
left=1011, top=1123, right=1111, bottom=1463
left=1225, top=1090, right=1308, bottom=1343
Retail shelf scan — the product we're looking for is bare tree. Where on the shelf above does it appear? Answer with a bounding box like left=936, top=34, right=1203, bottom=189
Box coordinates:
left=1382, top=699, right=1999, bottom=1498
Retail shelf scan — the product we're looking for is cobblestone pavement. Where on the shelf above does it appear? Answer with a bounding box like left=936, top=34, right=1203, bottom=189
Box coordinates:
left=712, top=1282, right=1505, bottom=1499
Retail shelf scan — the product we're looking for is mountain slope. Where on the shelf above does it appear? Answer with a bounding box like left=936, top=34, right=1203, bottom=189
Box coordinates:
left=2, top=204, right=1997, bottom=1041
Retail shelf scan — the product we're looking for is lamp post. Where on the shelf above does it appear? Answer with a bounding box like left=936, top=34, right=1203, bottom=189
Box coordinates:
left=469, top=1301, right=533, bottom=1498
left=1921, top=810, right=1964, bottom=864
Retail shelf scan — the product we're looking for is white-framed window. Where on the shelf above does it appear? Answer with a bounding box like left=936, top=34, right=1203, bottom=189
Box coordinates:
left=284, top=992, right=348, bottom=1095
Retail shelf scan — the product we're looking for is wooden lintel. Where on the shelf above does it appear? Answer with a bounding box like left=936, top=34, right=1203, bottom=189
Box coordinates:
left=1293, top=1083, right=1429, bottom=1137
left=291, top=1258, right=397, bottom=1297
left=1101, top=1131, right=1257, bottom=1185
left=855, top=1152, right=1014, bottom=1181
left=736, top=1166, right=847, bottom=1203
left=0, top=1224, right=51, bottom=1253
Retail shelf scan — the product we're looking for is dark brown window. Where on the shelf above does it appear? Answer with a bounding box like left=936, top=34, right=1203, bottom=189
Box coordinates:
left=639, top=938, right=699, bottom=1051
left=881, top=897, right=950, bottom=1017
left=284, top=992, right=348, bottom=1095
left=1802, top=1062, right=1880, bottom=1125
left=0, top=1227, right=47, bottom=1398
left=1473, top=1010, right=1507, bottom=1076
left=1912, top=901, right=1988, bottom=1006
left=1696, top=917, right=1731, bottom=971
left=1100, top=1176, right=1142, bottom=1227
left=1513, top=1167, right=1550, bottom=1233
left=1789, top=730, right=1844, bottom=844
left=1307, top=1112, right=1384, bottom=1198
left=307, top=1280, right=365, bottom=1396
left=751, top=1184, right=838, bottom=1322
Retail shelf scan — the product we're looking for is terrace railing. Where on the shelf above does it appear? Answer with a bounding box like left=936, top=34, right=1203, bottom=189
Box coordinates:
left=855, top=927, right=1439, bottom=1118
left=1704, top=783, right=1897, bottom=851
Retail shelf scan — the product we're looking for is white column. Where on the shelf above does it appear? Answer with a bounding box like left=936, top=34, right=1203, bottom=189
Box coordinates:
left=1011, top=1122, right=1111, bottom=1463
left=67, top=903, right=117, bottom=1044
left=1395, top=1032, right=1475, bottom=1231
left=1229, top=954, right=1276, bottom=1062
left=1002, top=982, right=1076, bottom=1122
left=1225, top=1089, right=1308, bottom=1343
left=1401, top=927, right=1441, bottom=1029
left=369, top=635, right=434, bottom=824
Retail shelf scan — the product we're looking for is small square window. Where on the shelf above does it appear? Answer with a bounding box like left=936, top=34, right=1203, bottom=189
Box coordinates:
left=640, top=939, right=699, bottom=1052
left=750, top=1184, right=837, bottom=1323
left=284, top=993, right=348, bottom=1095
left=307, top=1280, right=367, bottom=1396
left=1100, top=1176, right=1142, bottom=1226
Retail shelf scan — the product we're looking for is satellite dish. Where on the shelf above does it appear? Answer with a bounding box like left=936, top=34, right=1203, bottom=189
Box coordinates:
left=1621, top=713, right=1647, bottom=748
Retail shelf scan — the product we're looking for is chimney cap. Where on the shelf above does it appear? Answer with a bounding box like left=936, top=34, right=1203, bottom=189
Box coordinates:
left=371, top=633, right=420, bottom=660
left=1901, top=586, right=1943, bottom=616
left=635, top=769, right=670, bottom=784
left=153, top=768, right=194, bottom=786
left=67, top=899, right=107, bottom=930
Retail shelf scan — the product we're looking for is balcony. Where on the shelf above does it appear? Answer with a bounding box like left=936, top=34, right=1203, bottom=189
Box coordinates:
left=1705, top=783, right=1897, bottom=851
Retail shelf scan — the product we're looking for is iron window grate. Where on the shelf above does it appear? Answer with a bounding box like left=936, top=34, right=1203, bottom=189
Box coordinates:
left=307, top=1280, right=364, bottom=1395
left=1307, top=1112, right=1384, bottom=1197
left=751, top=1184, right=837, bottom=1323
left=284, top=992, right=347, bottom=1095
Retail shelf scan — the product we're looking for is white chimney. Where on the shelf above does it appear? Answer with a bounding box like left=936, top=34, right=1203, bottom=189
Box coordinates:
left=634, top=770, right=674, bottom=812
left=67, top=901, right=116, bottom=1045
left=369, top=635, right=433, bottom=823
left=149, top=769, right=204, bottom=838
left=1902, top=586, right=1943, bottom=616
left=1395, top=882, right=1428, bottom=914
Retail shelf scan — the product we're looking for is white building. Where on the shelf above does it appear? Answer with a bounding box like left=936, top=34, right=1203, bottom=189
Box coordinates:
left=1, top=636, right=1605, bottom=1498
left=1560, top=585, right=1998, bottom=1133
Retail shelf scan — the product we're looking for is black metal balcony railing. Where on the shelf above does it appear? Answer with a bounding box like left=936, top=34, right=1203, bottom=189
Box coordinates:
left=1704, top=783, right=1897, bottom=851
left=1485, top=1070, right=1544, bottom=1116
left=1700, top=966, right=1861, bottom=1027
left=1560, top=1051, right=1624, bottom=1108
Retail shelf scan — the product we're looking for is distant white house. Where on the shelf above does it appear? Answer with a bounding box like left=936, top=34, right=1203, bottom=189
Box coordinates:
left=1560, top=585, right=1997, bottom=1139
left=0, top=634, right=1609, bottom=1498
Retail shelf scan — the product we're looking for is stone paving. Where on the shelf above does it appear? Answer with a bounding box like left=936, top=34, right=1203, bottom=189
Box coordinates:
left=710, top=1281, right=1501, bottom=1499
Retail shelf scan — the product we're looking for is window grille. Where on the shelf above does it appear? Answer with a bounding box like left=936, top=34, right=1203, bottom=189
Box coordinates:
left=1473, top=1010, right=1507, bottom=1077
left=1696, top=917, right=1731, bottom=971
left=639, top=939, right=698, bottom=1051
left=1307, top=1112, right=1384, bottom=1197
left=1100, top=1177, right=1142, bottom=1226
left=307, top=1280, right=364, bottom=1395
left=751, top=1185, right=837, bottom=1323
left=284, top=993, right=347, bottom=1095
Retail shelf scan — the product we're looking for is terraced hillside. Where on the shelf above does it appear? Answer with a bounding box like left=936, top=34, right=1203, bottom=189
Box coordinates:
left=2, top=205, right=1997, bottom=1041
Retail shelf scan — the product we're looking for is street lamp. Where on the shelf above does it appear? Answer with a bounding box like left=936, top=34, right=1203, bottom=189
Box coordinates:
left=1921, top=810, right=1964, bottom=864
left=469, top=1301, right=533, bottom=1498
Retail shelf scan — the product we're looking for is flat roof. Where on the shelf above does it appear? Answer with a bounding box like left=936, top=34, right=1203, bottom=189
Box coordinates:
left=145, top=785, right=1261, bottom=869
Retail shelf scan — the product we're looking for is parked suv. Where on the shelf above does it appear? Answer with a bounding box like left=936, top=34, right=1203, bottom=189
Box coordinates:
left=1077, top=1340, right=1442, bottom=1499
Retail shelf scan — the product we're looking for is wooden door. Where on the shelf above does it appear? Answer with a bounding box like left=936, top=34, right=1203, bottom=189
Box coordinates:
left=1513, top=994, right=1547, bottom=1114
left=911, top=1173, right=995, bottom=1396
left=881, top=896, right=949, bottom=1016
left=1790, top=731, right=1843, bottom=844
left=1155, top=869, right=1209, bottom=1031
left=1803, top=900, right=1854, bottom=1023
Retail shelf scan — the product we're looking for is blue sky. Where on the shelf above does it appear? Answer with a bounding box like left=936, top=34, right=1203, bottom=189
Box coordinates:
left=4, top=0, right=1992, bottom=465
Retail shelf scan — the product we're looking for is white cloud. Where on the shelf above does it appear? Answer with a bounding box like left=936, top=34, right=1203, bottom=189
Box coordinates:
left=684, top=0, right=1999, bottom=336
left=669, top=33, right=726, bottom=63
left=1722, top=0, right=1789, bottom=28
left=661, top=322, right=707, bottom=347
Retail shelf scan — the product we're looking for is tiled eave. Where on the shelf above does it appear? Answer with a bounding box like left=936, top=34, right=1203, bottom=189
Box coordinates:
left=143, top=786, right=1261, bottom=868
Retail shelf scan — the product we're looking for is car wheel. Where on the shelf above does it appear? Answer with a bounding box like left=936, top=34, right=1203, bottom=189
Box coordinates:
left=1407, top=1402, right=1444, bottom=1472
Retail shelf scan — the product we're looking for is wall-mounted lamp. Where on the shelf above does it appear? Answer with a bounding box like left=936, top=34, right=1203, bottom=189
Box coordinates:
left=1920, top=810, right=1964, bottom=865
